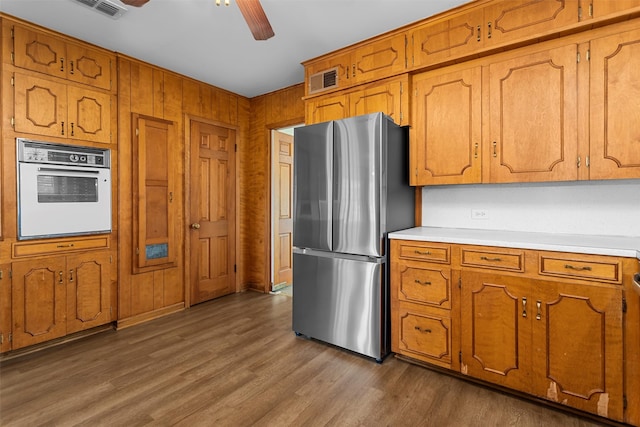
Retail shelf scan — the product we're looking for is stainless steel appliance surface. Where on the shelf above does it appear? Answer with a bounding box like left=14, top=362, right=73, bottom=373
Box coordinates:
left=17, top=138, right=112, bottom=240
left=292, top=112, right=414, bottom=362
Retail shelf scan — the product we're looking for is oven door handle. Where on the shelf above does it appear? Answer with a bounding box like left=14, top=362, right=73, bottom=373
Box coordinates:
left=37, top=167, right=101, bottom=174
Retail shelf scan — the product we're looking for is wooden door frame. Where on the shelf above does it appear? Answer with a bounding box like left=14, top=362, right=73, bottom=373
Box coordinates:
left=265, top=118, right=304, bottom=294
left=184, top=114, right=240, bottom=308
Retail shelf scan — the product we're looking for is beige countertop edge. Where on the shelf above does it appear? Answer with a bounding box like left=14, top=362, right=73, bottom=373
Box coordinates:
left=388, top=227, right=640, bottom=261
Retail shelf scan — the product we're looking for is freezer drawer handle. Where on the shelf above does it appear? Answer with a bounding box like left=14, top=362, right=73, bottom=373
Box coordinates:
left=414, top=279, right=432, bottom=286
left=414, top=250, right=431, bottom=256
left=564, top=264, right=592, bottom=271
left=414, top=326, right=432, bottom=333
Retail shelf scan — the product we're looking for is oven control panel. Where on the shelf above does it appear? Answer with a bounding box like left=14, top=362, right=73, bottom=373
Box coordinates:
left=17, top=139, right=110, bottom=168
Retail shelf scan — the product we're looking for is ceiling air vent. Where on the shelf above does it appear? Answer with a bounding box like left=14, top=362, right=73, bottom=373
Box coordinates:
left=309, top=67, right=339, bottom=94
left=69, top=0, right=128, bottom=19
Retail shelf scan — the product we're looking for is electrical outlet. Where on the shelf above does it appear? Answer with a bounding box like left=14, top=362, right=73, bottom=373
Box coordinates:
left=471, top=209, right=489, bottom=220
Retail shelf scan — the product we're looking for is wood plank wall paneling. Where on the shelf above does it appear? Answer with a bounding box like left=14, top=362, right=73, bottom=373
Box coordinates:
left=242, top=84, right=305, bottom=293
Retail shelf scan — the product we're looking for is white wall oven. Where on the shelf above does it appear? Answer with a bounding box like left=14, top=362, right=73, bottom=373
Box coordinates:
left=17, top=138, right=112, bottom=240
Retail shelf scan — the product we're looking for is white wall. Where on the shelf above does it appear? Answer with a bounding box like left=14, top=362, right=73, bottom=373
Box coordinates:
left=421, top=179, right=640, bottom=237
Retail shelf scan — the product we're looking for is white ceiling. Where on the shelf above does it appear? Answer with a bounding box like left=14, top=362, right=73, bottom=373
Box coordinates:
left=0, top=0, right=469, bottom=98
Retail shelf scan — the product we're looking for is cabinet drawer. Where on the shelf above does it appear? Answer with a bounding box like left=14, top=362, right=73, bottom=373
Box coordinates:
left=398, top=265, right=451, bottom=309
left=398, top=243, right=450, bottom=264
left=539, top=254, right=622, bottom=284
left=12, top=236, right=110, bottom=257
left=397, top=304, right=451, bottom=366
left=461, top=248, right=525, bottom=272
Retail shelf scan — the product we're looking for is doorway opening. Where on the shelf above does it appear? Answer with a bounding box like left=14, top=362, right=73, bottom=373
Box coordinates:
left=270, top=125, right=302, bottom=296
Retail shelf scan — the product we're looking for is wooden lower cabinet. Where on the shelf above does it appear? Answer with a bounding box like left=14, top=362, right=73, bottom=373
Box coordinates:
left=0, top=264, right=13, bottom=353
left=461, top=271, right=624, bottom=421
left=10, top=251, right=112, bottom=351
left=391, top=239, right=632, bottom=423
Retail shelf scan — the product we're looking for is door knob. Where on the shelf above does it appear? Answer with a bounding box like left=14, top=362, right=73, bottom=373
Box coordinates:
left=190, top=223, right=200, bottom=229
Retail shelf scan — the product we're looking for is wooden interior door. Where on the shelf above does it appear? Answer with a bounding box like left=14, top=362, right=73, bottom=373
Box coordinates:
left=190, top=120, right=236, bottom=304
left=272, top=130, right=294, bottom=289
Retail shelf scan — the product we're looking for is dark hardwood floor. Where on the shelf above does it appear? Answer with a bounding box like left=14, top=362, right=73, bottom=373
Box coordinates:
left=0, top=292, right=610, bottom=426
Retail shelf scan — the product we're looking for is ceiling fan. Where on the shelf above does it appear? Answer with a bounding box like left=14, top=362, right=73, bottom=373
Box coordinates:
left=120, top=0, right=275, bottom=40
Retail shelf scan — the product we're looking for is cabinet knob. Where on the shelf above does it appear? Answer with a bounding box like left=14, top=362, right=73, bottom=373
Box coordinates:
left=190, top=223, right=201, bottom=229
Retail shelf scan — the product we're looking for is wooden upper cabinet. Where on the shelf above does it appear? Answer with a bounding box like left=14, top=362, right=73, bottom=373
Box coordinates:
left=13, top=73, right=112, bottom=143
left=305, top=92, right=349, bottom=124
left=411, top=64, right=482, bottom=185
left=409, top=0, right=579, bottom=70
left=11, top=23, right=113, bottom=90
left=484, top=0, right=579, bottom=46
left=588, top=27, right=640, bottom=180
left=306, top=76, right=407, bottom=125
left=585, top=0, right=640, bottom=19
left=351, top=34, right=406, bottom=84
left=408, top=8, right=484, bottom=69
left=304, top=34, right=406, bottom=96
left=349, top=76, right=407, bottom=126
left=487, top=43, right=579, bottom=183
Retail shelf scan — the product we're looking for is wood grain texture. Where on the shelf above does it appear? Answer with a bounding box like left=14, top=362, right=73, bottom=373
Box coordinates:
left=241, top=84, right=304, bottom=293
left=0, top=292, right=610, bottom=426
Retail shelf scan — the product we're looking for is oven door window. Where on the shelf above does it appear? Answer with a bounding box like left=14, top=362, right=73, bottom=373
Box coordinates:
left=37, top=175, right=98, bottom=203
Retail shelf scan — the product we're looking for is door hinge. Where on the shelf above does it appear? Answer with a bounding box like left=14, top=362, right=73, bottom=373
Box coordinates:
left=135, top=128, right=139, bottom=136
left=624, top=395, right=628, bottom=410
left=235, top=144, right=238, bottom=152
left=459, top=351, right=462, bottom=363
left=0, top=270, right=3, bottom=280
left=578, top=5, right=582, bottom=20
left=577, top=52, right=581, bottom=63
left=234, top=264, right=237, bottom=273
left=10, top=76, right=14, bottom=86
left=8, top=333, right=12, bottom=343
left=11, top=117, right=15, bottom=128
left=110, top=255, right=113, bottom=263
left=622, top=298, right=627, bottom=313
left=458, top=278, right=462, bottom=288
left=136, top=247, right=140, bottom=255
left=0, top=333, right=3, bottom=345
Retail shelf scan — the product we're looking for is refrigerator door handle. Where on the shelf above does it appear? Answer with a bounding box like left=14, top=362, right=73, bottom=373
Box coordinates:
left=293, top=247, right=384, bottom=264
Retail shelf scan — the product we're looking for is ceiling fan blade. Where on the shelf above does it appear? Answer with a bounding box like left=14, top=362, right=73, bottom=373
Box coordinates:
left=120, top=0, right=150, bottom=6
left=236, top=0, right=275, bottom=41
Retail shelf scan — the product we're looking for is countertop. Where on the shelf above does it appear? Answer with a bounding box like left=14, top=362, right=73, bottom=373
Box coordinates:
left=388, top=227, right=640, bottom=260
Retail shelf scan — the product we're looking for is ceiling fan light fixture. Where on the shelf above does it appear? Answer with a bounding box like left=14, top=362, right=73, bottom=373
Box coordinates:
left=215, top=0, right=230, bottom=5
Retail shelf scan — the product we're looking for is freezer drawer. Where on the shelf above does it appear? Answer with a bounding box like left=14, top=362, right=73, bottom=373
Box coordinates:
left=292, top=250, right=389, bottom=361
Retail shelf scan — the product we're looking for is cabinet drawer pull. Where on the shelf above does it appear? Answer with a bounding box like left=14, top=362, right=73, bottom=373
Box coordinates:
left=59, top=271, right=64, bottom=284
left=474, top=142, right=478, bottom=159
left=536, top=300, right=541, bottom=320
left=492, top=141, right=497, bottom=157
left=480, top=256, right=502, bottom=262
left=71, top=122, right=75, bottom=137
left=477, top=25, right=481, bottom=42
left=56, top=243, right=75, bottom=248
left=61, top=121, right=65, bottom=135
left=414, top=326, right=432, bottom=333
left=70, top=60, right=74, bottom=75
left=522, top=297, right=527, bottom=318
left=69, top=270, right=74, bottom=283
left=564, top=264, right=592, bottom=271
left=414, top=279, right=431, bottom=286
left=60, top=57, right=64, bottom=72
left=487, top=21, right=492, bottom=39
left=414, top=250, right=431, bottom=255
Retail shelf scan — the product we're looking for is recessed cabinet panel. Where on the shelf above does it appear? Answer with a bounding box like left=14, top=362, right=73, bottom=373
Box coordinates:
left=11, top=258, right=67, bottom=349
left=305, top=93, right=348, bottom=124
left=589, top=28, right=640, bottom=179
left=488, top=44, right=579, bottom=183
left=412, top=65, right=482, bottom=185
left=67, top=85, right=111, bottom=143
left=14, top=73, right=67, bottom=138
left=398, top=305, right=451, bottom=366
left=65, top=252, right=111, bottom=334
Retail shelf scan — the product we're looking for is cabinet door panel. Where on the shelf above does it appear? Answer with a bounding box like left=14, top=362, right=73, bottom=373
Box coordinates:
left=488, top=44, right=578, bottom=183
left=0, top=264, right=11, bottom=353
left=353, top=34, right=406, bottom=84
left=14, top=73, right=67, bottom=138
left=66, top=252, right=111, bottom=334
left=589, top=28, right=640, bottom=180
left=590, top=0, right=640, bottom=18
left=66, top=43, right=112, bottom=90
left=12, top=258, right=67, bottom=350
left=485, top=0, right=579, bottom=45
left=461, top=272, right=531, bottom=392
left=349, top=78, right=406, bottom=125
left=532, top=282, right=624, bottom=421
left=397, top=303, right=452, bottom=367
left=412, top=65, right=481, bottom=185
left=67, top=86, right=112, bottom=143
left=12, top=25, right=67, bottom=79
left=409, top=9, right=484, bottom=69
left=305, top=94, right=348, bottom=124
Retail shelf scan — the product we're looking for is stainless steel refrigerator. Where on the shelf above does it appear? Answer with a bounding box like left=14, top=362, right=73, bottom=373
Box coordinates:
left=292, top=112, right=414, bottom=362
